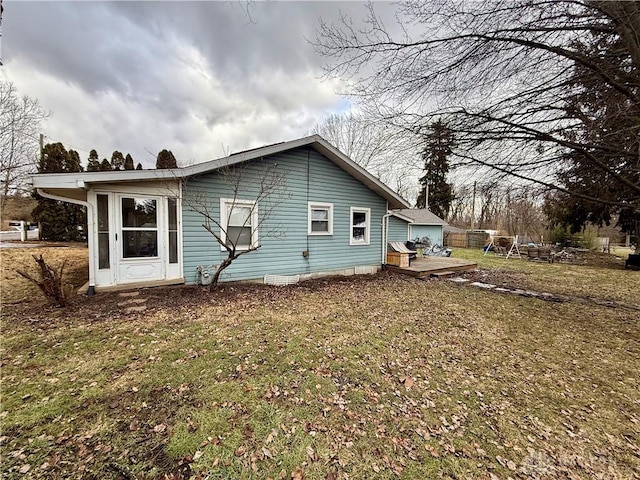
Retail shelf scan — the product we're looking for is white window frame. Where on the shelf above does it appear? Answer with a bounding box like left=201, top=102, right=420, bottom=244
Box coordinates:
left=220, top=198, right=259, bottom=251
left=308, top=202, right=334, bottom=236
left=350, top=207, right=370, bottom=246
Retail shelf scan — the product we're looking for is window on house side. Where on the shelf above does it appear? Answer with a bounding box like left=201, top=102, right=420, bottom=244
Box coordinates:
left=168, top=198, right=178, bottom=264
left=97, top=194, right=110, bottom=269
left=350, top=207, right=370, bottom=245
left=220, top=198, right=258, bottom=251
left=308, top=202, right=333, bottom=235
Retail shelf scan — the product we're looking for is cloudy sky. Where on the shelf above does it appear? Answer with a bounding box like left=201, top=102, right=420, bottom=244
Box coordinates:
left=1, top=1, right=391, bottom=168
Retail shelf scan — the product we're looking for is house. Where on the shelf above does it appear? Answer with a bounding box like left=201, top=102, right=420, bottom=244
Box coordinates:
left=386, top=209, right=447, bottom=246
left=29, top=135, right=411, bottom=294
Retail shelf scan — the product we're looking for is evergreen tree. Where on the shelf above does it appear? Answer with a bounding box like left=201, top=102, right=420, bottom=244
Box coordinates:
left=32, top=143, right=87, bottom=242
left=99, top=158, right=112, bottom=171
left=111, top=150, right=125, bottom=170
left=416, top=120, right=454, bottom=220
left=65, top=149, right=83, bottom=173
left=87, top=149, right=100, bottom=172
left=156, top=149, right=178, bottom=169
left=135, top=163, right=142, bottom=170
left=544, top=28, right=640, bottom=242
left=124, top=153, right=135, bottom=170
left=38, top=142, right=66, bottom=173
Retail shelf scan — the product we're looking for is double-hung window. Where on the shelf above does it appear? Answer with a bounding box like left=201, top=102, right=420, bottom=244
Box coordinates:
left=308, top=202, right=333, bottom=235
left=220, top=198, right=258, bottom=250
left=350, top=207, right=370, bottom=245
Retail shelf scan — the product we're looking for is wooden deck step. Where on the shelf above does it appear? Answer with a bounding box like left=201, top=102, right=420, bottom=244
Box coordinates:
left=430, top=270, right=457, bottom=278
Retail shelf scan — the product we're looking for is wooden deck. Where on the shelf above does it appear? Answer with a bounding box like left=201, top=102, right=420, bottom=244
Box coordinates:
left=384, top=257, right=478, bottom=278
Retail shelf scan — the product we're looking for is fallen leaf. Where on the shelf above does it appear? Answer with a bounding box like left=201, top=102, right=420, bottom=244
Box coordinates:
left=153, top=423, right=167, bottom=433
left=306, top=445, right=318, bottom=462
left=235, top=445, right=247, bottom=457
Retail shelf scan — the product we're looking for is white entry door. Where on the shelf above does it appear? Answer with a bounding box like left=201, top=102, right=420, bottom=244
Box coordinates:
left=116, top=195, right=165, bottom=284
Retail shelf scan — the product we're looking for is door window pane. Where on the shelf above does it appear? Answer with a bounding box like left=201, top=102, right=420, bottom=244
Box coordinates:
left=122, top=198, right=157, bottom=228
left=123, top=231, right=158, bottom=258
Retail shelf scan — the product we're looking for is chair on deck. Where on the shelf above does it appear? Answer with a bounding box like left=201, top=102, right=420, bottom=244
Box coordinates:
left=388, top=241, right=418, bottom=265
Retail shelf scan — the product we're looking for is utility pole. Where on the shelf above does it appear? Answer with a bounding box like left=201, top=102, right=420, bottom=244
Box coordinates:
left=425, top=184, right=429, bottom=209
left=39, top=133, right=44, bottom=162
left=470, top=181, right=476, bottom=230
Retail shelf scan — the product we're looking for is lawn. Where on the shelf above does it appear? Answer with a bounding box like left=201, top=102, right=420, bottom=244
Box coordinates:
left=1, top=245, right=639, bottom=479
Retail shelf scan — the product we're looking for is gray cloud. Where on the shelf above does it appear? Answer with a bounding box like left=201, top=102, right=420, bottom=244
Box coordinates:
left=1, top=1, right=399, bottom=168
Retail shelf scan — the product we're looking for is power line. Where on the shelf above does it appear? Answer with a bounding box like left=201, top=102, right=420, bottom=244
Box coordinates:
left=41, top=134, right=92, bottom=155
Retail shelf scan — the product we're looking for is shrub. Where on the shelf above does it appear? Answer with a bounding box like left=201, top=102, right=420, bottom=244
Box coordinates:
left=15, top=255, right=72, bottom=307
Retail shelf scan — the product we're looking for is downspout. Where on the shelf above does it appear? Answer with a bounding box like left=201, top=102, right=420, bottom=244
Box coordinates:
left=37, top=187, right=96, bottom=296
left=382, top=207, right=392, bottom=266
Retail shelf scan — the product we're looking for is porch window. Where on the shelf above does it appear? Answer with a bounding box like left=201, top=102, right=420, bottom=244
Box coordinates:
left=168, top=198, right=178, bottom=264
left=308, top=202, right=333, bottom=235
left=121, top=197, right=158, bottom=258
left=220, top=198, right=258, bottom=250
left=97, top=194, right=110, bottom=269
left=350, top=207, right=370, bottom=245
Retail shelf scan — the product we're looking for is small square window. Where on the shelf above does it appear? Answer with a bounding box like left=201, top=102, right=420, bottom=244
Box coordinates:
left=308, top=202, right=333, bottom=235
left=350, top=207, right=370, bottom=245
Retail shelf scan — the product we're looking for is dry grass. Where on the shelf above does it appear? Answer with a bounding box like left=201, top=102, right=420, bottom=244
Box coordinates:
left=1, top=246, right=639, bottom=479
left=453, top=247, right=638, bottom=304
left=0, top=245, right=88, bottom=304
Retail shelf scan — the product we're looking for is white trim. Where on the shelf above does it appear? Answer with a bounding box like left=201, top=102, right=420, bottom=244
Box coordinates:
left=307, top=202, right=334, bottom=236
left=220, top=197, right=259, bottom=251
left=350, top=207, right=371, bottom=246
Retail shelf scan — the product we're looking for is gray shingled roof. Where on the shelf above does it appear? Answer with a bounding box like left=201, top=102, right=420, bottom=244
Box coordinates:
left=392, top=209, right=447, bottom=225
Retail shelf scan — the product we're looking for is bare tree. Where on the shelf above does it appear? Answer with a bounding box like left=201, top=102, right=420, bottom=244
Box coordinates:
left=312, top=112, right=421, bottom=202
left=182, top=161, right=289, bottom=288
left=314, top=1, right=640, bottom=213
left=448, top=183, right=474, bottom=228
left=0, top=81, right=48, bottom=196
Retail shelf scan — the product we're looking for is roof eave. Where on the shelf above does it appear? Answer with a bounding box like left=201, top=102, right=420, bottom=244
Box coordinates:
left=30, top=169, right=183, bottom=189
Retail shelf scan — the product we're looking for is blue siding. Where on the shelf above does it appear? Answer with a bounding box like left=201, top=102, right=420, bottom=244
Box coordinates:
left=388, top=216, right=409, bottom=242
left=410, top=225, right=444, bottom=246
left=181, top=147, right=387, bottom=283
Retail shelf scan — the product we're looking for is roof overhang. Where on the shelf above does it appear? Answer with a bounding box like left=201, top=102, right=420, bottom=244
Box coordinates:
left=28, top=135, right=411, bottom=209
left=389, top=211, right=415, bottom=223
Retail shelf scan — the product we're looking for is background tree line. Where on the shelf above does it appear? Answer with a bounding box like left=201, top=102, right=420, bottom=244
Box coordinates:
left=315, top=0, right=640, bottom=244
left=32, top=144, right=179, bottom=241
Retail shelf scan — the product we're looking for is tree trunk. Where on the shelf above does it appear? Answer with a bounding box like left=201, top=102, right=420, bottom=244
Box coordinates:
left=209, top=256, right=234, bottom=291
